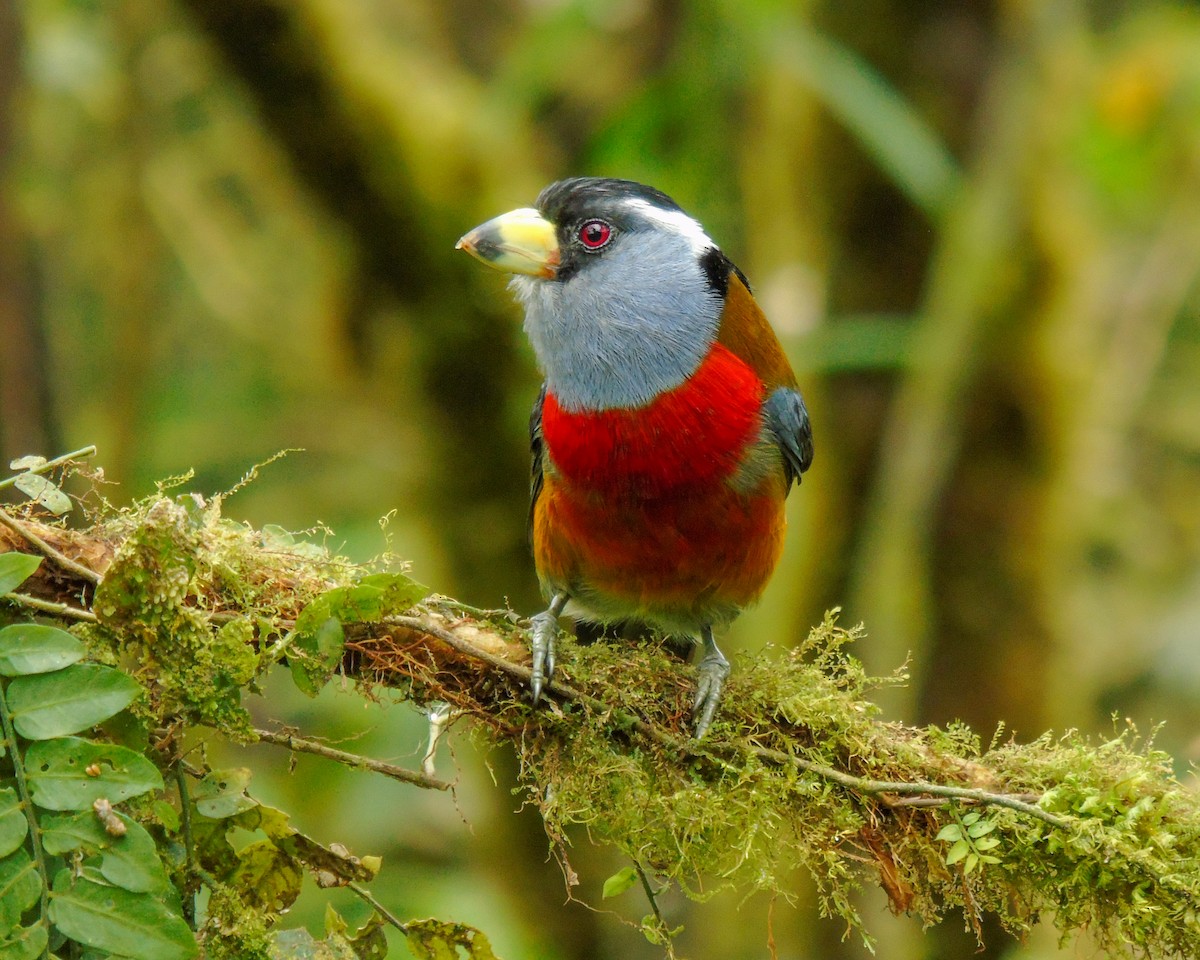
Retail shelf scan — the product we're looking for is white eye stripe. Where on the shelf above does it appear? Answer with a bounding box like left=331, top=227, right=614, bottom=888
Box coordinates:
left=620, top=198, right=714, bottom=257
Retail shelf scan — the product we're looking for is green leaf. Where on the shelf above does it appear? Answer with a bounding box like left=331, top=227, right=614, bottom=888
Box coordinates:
left=230, top=840, right=303, bottom=913
left=964, top=852, right=979, bottom=874
left=944, top=839, right=970, bottom=865
left=41, top=809, right=107, bottom=854
left=49, top=870, right=197, bottom=960
left=41, top=811, right=168, bottom=893
left=934, top=823, right=961, bottom=842
left=311, top=614, right=343, bottom=656
left=0, top=849, right=40, bottom=936
left=186, top=815, right=238, bottom=879
left=13, top=473, right=72, bottom=515
left=289, top=573, right=428, bottom=695
left=310, top=574, right=419, bottom=633
left=232, top=802, right=292, bottom=839
left=97, top=816, right=169, bottom=894
left=346, top=912, right=388, bottom=960
left=192, top=768, right=256, bottom=819
left=353, top=572, right=430, bottom=612
left=640, top=913, right=683, bottom=946
left=602, top=866, right=639, bottom=899
left=0, top=921, right=49, bottom=960
left=324, top=902, right=348, bottom=937
left=25, top=738, right=163, bottom=811
left=0, top=555, right=42, bottom=596
left=974, top=835, right=1001, bottom=851
left=404, top=920, right=499, bottom=960
left=0, top=624, right=85, bottom=676
left=0, top=788, right=27, bottom=858
left=289, top=617, right=343, bottom=697
left=8, top=664, right=141, bottom=740
left=292, top=575, right=416, bottom=635
left=966, top=820, right=995, bottom=838
left=231, top=804, right=377, bottom=884
left=154, top=801, right=180, bottom=834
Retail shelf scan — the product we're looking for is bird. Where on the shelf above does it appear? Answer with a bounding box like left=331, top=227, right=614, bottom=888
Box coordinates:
left=457, top=177, right=812, bottom=737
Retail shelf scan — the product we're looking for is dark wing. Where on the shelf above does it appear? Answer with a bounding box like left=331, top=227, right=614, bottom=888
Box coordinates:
left=763, top=385, right=813, bottom=488
left=528, top=383, right=547, bottom=542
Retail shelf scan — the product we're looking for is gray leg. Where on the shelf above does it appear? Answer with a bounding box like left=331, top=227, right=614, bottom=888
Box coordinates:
left=692, top=624, right=730, bottom=739
left=528, top=593, right=568, bottom=703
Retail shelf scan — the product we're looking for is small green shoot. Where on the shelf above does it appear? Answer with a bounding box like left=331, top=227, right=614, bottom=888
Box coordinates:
left=936, top=806, right=1003, bottom=875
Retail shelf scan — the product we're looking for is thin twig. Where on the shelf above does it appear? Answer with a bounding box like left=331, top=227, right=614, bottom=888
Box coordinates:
left=387, top=613, right=1072, bottom=831
left=348, top=882, right=409, bottom=933
left=428, top=597, right=522, bottom=624
left=750, top=744, right=1070, bottom=828
left=0, top=445, right=97, bottom=491
left=882, top=793, right=1042, bottom=809
left=175, top=762, right=197, bottom=927
left=0, top=511, right=101, bottom=585
left=635, top=861, right=676, bottom=957
left=1, top=592, right=98, bottom=622
left=0, top=664, right=52, bottom=954
left=253, top=727, right=452, bottom=791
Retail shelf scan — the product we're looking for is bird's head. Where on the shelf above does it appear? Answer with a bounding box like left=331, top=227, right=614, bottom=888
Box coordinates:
left=457, top=178, right=728, bottom=412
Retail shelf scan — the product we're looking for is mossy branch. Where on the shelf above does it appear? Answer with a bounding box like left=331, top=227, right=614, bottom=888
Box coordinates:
left=387, top=612, right=1070, bottom=829
left=2, top=492, right=1199, bottom=956
left=0, top=507, right=102, bottom=585
left=251, top=727, right=452, bottom=791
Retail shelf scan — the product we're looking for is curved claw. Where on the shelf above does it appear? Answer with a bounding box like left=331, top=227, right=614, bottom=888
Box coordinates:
left=692, top=627, right=730, bottom=739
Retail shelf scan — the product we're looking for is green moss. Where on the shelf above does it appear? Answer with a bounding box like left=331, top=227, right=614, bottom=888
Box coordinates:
left=504, top=614, right=1200, bottom=954
left=86, top=499, right=247, bottom=737
left=202, top=881, right=275, bottom=960
left=83, top=495, right=359, bottom=740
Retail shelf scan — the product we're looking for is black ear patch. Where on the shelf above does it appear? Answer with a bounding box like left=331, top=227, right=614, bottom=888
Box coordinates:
left=700, top=247, right=752, bottom=298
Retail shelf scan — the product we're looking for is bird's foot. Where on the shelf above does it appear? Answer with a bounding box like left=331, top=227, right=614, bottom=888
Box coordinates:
left=692, top=647, right=730, bottom=739
left=528, top=593, right=567, bottom=703
left=528, top=611, right=558, bottom=703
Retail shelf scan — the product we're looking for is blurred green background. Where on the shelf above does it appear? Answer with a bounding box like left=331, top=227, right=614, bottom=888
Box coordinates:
left=2, top=0, right=1200, bottom=957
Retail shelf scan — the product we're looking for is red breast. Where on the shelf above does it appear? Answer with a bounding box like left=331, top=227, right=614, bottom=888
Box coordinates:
left=539, top=342, right=765, bottom=499
left=533, top=339, right=787, bottom=626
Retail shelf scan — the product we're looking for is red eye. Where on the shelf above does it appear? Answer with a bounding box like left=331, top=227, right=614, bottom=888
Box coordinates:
left=578, top=219, right=612, bottom=250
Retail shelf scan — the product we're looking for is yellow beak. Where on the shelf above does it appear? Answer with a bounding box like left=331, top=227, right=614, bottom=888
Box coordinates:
left=456, top=208, right=560, bottom=279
